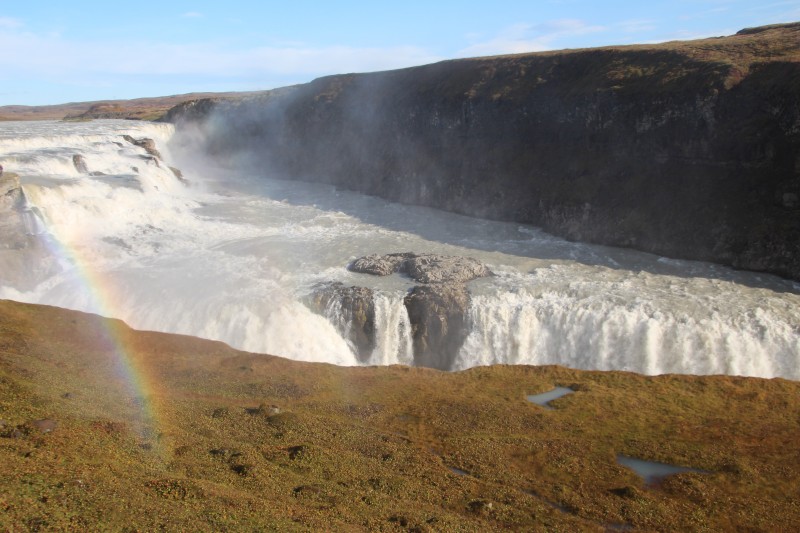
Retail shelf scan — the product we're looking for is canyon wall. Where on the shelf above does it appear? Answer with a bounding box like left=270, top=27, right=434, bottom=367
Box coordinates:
left=167, top=23, right=800, bottom=279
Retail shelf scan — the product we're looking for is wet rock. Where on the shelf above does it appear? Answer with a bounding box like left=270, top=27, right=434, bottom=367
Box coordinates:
left=349, top=252, right=491, bottom=284
left=403, top=254, right=491, bottom=284
left=404, top=283, right=470, bottom=370
left=348, top=253, right=408, bottom=276
left=72, top=154, right=89, bottom=173
left=308, top=282, right=376, bottom=362
left=139, top=155, right=161, bottom=168
left=122, top=135, right=162, bottom=159
left=168, top=166, right=188, bottom=184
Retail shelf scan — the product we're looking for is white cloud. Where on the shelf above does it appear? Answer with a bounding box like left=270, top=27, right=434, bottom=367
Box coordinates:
left=0, top=24, right=442, bottom=84
left=0, top=16, right=23, bottom=29
left=181, top=12, right=203, bottom=18
left=457, top=19, right=606, bottom=57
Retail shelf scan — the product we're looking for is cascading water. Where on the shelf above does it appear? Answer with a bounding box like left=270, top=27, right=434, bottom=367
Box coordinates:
left=368, top=293, right=414, bottom=366
left=0, top=119, right=798, bottom=378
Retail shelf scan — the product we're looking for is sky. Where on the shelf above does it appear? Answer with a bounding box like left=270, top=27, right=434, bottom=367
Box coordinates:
left=1, top=0, right=798, bottom=106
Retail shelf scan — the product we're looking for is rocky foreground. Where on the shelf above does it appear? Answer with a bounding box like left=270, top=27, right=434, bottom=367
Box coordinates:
left=0, top=299, right=798, bottom=531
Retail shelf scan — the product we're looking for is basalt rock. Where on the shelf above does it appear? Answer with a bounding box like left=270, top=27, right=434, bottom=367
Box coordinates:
left=346, top=252, right=488, bottom=368
left=404, top=283, right=471, bottom=370
left=72, top=154, right=89, bottom=174
left=349, top=252, right=491, bottom=284
left=348, top=253, right=407, bottom=277
left=308, top=282, right=376, bottom=362
left=122, top=135, right=162, bottom=159
left=403, top=254, right=491, bottom=284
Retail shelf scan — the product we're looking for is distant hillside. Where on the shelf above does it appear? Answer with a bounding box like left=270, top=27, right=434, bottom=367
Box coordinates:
left=167, top=22, right=800, bottom=280
left=0, top=91, right=267, bottom=122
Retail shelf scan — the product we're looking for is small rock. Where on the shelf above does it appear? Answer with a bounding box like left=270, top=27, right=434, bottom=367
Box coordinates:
left=122, top=135, right=162, bottom=158
left=30, top=419, right=57, bottom=433
left=467, top=498, right=493, bottom=514
left=287, top=445, right=307, bottom=460
left=210, top=407, right=229, bottom=418
left=348, top=252, right=491, bottom=284
left=230, top=463, right=252, bottom=476
left=169, top=166, right=188, bottom=184
left=348, top=253, right=408, bottom=276
left=72, top=154, right=89, bottom=174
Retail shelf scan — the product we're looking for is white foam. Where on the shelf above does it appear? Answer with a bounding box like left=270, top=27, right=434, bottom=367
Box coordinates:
left=0, top=119, right=798, bottom=378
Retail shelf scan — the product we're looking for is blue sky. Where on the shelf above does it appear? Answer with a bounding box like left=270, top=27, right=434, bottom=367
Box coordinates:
left=1, top=1, right=798, bottom=106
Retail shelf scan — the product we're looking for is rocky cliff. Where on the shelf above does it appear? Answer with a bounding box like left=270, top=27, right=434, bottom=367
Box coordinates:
left=168, top=23, right=800, bottom=280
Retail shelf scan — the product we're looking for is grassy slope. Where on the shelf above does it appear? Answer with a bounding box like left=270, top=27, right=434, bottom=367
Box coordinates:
left=0, top=299, right=798, bottom=531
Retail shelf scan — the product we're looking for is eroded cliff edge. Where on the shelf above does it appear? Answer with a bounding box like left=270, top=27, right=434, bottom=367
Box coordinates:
left=167, top=23, right=800, bottom=280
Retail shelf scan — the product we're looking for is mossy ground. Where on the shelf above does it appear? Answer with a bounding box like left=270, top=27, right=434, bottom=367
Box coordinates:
left=1, top=299, right=798, bottom=531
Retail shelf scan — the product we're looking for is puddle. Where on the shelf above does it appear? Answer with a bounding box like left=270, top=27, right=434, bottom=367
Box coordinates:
left=526, top=387, right=574, bottom=409
left=617, top=455, right=702, bottom=484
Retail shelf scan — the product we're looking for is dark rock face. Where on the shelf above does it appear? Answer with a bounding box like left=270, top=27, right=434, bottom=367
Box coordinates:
left=170, top=24, right=800, bottom=280
left=122, top=135, right=162, bottom=159
left=404, top=283, right=470, bottom=370
left=346, top=252, right=489, bottom=368
left=308, top=282, right=376, bottom=362
left=349, top=252, right=491, bottom=283
left=72, top=154, right=89, bottom=174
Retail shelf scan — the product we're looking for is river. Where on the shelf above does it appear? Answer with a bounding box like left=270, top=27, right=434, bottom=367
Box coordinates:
left=1, top=120, right=797, bottom=377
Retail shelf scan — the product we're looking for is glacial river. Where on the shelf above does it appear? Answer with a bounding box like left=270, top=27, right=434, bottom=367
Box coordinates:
left=1, top=120, right=798, bottom=377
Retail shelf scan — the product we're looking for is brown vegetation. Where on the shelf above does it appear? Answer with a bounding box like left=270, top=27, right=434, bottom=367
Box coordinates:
left=1, top=299, right=798, bottom=530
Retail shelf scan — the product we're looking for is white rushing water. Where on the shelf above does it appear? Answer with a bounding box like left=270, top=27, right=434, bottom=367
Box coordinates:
left=1, top=120, right=798, bottom=378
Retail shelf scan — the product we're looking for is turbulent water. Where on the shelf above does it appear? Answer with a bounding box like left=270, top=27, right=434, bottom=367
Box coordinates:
left=1, top=120, right=798, bottom=378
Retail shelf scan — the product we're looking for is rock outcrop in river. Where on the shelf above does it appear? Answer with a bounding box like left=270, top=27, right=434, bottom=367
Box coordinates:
left=310, top=253, right=492, bottom=369
left=166, top=23, right=800, bottom=280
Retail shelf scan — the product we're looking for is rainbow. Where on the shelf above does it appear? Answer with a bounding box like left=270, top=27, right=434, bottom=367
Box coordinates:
left=26, top=193, right=166, bottom=452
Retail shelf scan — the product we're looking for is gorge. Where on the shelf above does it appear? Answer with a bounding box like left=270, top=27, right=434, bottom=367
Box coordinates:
left=167, top=22, right=800, bottom=281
